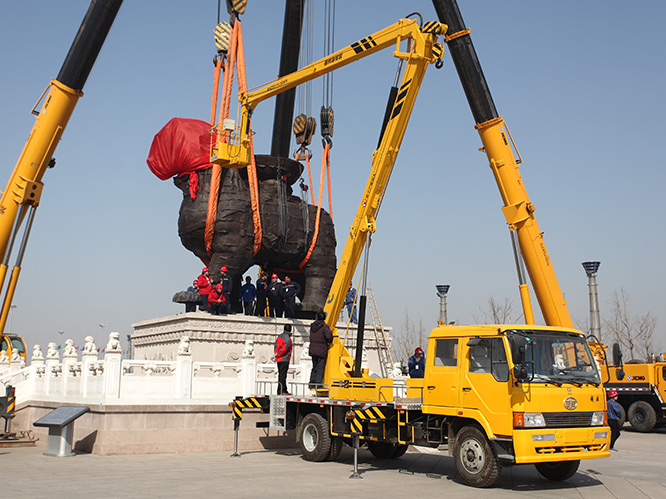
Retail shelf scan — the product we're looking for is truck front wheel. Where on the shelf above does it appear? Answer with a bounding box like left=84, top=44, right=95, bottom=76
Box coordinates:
left=628, top=400, right=657, bottom=432
left=299, top=413, right=331, bottom=462
left=535, top=460, right=580, bottom=481
left=453, top=426, right=501, bottom=488
left=367, top=441, right=408, bottom=459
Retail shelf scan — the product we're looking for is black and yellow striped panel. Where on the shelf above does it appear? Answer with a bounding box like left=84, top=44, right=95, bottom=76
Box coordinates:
left=350, top=418, right=363, bottom=434
left=214, top=22, right=232, bottom=53
left=354, top=406, right=386, bottom=422
left=0, top=390, right=15, bottom=418
left=422, top=21, right=444, bottom=35
left=351, top=36, right=377, bottom=54
left=229, top=0, right=247, bottom=15
left=390, top=78, right=412, bottom=120
left=293, top=113, right=307, bottom=135
left=232, top=406, right=243, bottom=420
left=235, top=397, right=262, bottom=409
left=432, top=43, right=444, bottom=61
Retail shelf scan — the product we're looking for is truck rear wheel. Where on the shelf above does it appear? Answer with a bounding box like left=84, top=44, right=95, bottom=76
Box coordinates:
left=535, top=460, right=580, bottom=481
left=618, top=404, right=627, bottom=427
left=628, top=400, right=657, bottom=432
left=299, top=413, right=331, bottom=462
left=326, top=436, right=343, bottom=461
left=453, top=426, right=500, bottom=488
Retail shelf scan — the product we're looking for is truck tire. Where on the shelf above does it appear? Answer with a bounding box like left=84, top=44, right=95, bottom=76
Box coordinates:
left=535, top=460, right=580, bottom=481
left=299, top=413, right=331, bottom=462
left=618, top=404, right=627, bottom=427
left=628, top=400, right=657, bottom=432
left=453, top=426, right=501, bottom=488
left=367, top=441, right=403, bottom=459
left=392, top=444, right=408, bottom=458
left=326, top=436, right=343, bottom=461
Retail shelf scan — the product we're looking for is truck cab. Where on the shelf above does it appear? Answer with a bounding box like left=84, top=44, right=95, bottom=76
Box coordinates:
left=421, top=325, right=609, bottom=480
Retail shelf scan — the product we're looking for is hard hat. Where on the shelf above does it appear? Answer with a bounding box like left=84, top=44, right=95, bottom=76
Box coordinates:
left=202, top=267, right=208, bottom=272
left=216, top=283, right=223, bottom=290
left=608, top=389, right=618, bottom=398
left=272, top=273, right=278, bottom=279
left=221, top=266, right=228, bottom=272
left=415, top=347, right=424, bottom=356
left=193, top=280, right=197, bottom=285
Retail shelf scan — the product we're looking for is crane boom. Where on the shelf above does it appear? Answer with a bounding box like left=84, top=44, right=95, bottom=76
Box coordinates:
left=432, top=0, right=573, bottom=328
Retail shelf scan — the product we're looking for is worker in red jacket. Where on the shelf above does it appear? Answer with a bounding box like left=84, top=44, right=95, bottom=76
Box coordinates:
left=208, top=283, right=227, bottom=315
left=272, top=324, right=293, bottom=395
left=197, top=268, right=213, bottom=312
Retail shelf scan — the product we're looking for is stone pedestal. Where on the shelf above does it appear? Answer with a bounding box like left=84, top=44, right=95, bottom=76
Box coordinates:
left=132, top=313, right=392, bottom=377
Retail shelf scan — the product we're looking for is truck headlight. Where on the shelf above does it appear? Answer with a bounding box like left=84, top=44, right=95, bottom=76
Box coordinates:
left=591, top=411, right=605, bottom=426
left=514, top=412, right=546, bottom=428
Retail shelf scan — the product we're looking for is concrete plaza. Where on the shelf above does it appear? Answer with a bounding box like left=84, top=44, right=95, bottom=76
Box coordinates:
left=3, top=427, right=665, bottom=498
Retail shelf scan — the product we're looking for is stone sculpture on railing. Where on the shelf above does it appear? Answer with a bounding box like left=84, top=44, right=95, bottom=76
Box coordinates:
left=106, top=332, right=121, bottom=353
left=32, top=344, right=43, bottom=361
left=177, top=336, right=191, bottom=355
left=83, top=336, right=96, bottom=353
left=46, top=342, right=59, bottom=360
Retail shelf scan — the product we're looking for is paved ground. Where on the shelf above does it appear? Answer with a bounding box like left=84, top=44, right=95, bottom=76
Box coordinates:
left=3, top=427, right=665, bottom=498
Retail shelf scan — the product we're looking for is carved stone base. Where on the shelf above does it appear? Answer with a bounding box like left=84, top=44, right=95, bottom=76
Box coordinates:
left=131, top=312, right=392, bottom=376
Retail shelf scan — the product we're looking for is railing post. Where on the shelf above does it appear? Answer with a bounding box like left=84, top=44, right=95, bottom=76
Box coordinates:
left=103, top=332, right=122, bottom=398
left=176, top=336, right=193, bottom=398
left=81, top=337, right=98, bottom=398
left=240, top=340, right=256, bottom=397
left=44, top=342, right=60, bottom=396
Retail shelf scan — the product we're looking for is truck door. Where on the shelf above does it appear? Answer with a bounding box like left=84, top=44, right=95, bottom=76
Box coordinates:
left=461, top=337, right=512, bottom=436
left=424, top=338, right=460, bottom=408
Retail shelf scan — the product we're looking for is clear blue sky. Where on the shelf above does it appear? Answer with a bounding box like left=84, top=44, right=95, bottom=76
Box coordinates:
left=1, top=1, right=664, bottom=354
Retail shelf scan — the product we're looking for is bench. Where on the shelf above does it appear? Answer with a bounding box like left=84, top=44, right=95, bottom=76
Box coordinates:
left=34, top=406, right=90, bottom=457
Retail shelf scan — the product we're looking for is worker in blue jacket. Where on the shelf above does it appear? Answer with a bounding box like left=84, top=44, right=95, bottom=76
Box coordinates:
left=408, top=347, right=425, bottom=378
left=282, top=275, right=301, bottom=318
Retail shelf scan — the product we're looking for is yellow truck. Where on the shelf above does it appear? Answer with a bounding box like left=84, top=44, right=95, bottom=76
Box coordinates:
left=589, top=341, right=666, bottom=431
left=229, top=0, right=610, bottom=488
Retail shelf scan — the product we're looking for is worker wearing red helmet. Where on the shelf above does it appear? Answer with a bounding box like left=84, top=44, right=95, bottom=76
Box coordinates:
left=607, top=389, right=622, bottom=451
left=268, top=273, right=284, bottom=318
left=197, top=267, right=213, bottom=312
left=219, top=266, right=232, bottom=312
left=208, top=283, right=227, bottom=315
left=408, top=347, right=426, bottom=378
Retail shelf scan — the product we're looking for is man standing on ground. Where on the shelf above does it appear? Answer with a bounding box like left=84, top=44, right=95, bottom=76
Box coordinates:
left=272, top=324, right=293, bottom=395
left=240, top=276, right=256, bottom=315
left=607, top=389, right=622, bottom=451
left=408, top=347, right=425, bottom=378
left=255, top=272, right=268, bottom=317
left=268, top=274, right=284, bottom=318
left=282, top=275, right=301, bottom=318
left=309, top=311, right=333, bottom=389
left=197, top=268, right=213, bottom=313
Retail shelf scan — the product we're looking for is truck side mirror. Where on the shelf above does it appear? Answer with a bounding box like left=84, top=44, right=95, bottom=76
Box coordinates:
left=510, top=336, right=526, bottom=364
left=513, top=364, right=529, bottom=381
left=612, top=343, right=623, bottom=368
left=615, top=368, right=625, bottom=381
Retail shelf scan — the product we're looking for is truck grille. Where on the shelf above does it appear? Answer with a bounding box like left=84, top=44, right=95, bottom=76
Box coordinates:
left=543, top=412, right=592, bottom=427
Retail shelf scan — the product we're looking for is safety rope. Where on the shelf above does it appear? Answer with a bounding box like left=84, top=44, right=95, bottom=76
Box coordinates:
left=299, top=142, right=330, bottom=269
left=205, top=19, right=262, bottom=257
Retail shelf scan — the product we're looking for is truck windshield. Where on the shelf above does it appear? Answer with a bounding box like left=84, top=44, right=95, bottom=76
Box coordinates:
left=508, top=331, right=600, bottom=385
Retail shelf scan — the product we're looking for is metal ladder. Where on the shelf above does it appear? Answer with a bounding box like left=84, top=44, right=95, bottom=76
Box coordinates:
left=366, top=282, right=394, bottom=378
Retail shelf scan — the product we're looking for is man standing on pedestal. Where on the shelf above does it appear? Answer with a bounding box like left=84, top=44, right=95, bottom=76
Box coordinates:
left=272, top=324, right=293, bottom=395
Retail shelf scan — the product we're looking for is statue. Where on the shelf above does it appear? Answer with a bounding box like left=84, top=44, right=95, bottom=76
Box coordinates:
left=83, top=336, right=96, bottom=353
left=63, top=339, right=76, bottom=357
left=148, top=118, right=337, bottom=316
left=46, top=342, right=59, bottom=360
left=242, top=340, right=254, bottom=358
left=177, top=336, right=191, bottom=355
left=0, top=350, right=8, bottom=365
left=106, top=332, right=121, bottom=353
left=32, top=344, right=44, bottom=361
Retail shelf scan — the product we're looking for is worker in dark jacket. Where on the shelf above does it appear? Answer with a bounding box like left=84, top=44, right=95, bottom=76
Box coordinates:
left=408, top=347, right=425, bottom=378
left=343, top=281, right=357, bottom=323
left=197, top=268, right=213, bottom=312
left=268, top=274, right=284, bottom=318
left=255, top=273, right=268, bottom=316
left=607, top=389, right=622, bottom=450
left=240, top=276, right=256, bottom=315
left=282, top=275, right=301, bottom=318
left=309, top=311, right=333, bottom=388
left=220, top=266, right=233, bottom=312
left=272, top=324, right=293, bottom=395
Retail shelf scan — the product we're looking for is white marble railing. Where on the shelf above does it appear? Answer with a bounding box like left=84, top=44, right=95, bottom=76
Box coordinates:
left=0, top=334, right=319, bottom=405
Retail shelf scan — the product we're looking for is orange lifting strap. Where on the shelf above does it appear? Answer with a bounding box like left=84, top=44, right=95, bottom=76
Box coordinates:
left=205, top=21, right=262, bottom=257
left=299, top=143, right=331, bottom=269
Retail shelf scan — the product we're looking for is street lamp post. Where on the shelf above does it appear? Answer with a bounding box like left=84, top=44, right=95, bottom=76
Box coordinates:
left=435, top=285, right=450, bottom=325
left=582, top=261, right=601, bottom=342
left=58, top=330, right=64, bottom=347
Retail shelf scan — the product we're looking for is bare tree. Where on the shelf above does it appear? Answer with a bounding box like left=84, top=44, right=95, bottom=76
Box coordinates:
left=472, top=296, right=521, bottom=324
left=392, top=309, right=429, bottom=366
left=604, top=288, right=659, bottom=362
